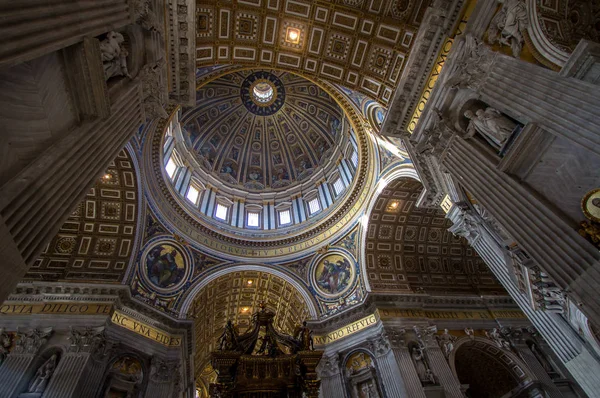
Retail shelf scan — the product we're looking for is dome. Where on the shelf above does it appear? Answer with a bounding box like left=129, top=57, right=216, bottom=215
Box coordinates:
left=181, top=70, right=343, bottom=192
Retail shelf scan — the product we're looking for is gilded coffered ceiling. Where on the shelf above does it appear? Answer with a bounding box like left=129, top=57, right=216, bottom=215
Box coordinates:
left=27, top=148, right=139, bottom=283
left=365, top=177, right=504, bottom=295
left=190, top=270, right=310, bottom=382
left=195, top=0, right=431, bottom=105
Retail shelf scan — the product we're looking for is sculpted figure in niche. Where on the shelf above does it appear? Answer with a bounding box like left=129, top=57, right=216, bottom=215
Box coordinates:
left=488, top=0, right=528, bottom=57
left=27, top=354, right=58, bottom=393
left=99, top=31, right=131, bottom=80
left=464, top=107, right=517, bottom=150
left=411, top=342, right=435, bottom=384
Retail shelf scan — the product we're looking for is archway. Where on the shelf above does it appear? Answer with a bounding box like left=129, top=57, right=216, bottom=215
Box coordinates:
left=187, top=269, right=313, bottom=396
left=363, top=176, right=504, bottom=295
left=451, top=339, right=530, bottom=398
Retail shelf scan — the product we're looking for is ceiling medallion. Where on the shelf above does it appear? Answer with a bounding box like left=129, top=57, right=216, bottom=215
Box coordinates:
left=241, top=71, right=285, bottom=116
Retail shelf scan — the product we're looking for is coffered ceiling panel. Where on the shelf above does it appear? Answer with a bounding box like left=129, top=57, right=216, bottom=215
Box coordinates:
left=365, top=178, right=505, bottom=295
left=26, top=149, right=139, bottom=283
left=195, top=0, right=431, bottom=105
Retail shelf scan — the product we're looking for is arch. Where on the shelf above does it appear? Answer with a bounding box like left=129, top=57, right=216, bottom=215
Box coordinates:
left=361, top=175, right=503, bottom=295
left=179, top=264, right=319, bottom=318
left=449, top=337, right=535, bottom=398
left=186, top=267, right=316, bottom=392
left=359, top=164, right=419, bottom=292
left=342, top=349, right=385, bottom=398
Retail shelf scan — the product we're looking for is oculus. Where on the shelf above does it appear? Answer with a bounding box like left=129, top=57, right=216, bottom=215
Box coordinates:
left=241, top=71, right=285, bottom=116
left=312, top=253, right=355, bottom=297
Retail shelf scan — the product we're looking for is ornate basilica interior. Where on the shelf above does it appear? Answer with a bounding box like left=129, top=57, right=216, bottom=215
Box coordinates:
left=0, top=0, right=599, bottom=397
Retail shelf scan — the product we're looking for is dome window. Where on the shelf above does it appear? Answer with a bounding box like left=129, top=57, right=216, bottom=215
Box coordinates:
left=186, top=185, right=200, bottom=205
left=247, top=211, right=260, bottom=227
left=215, top=203, right=229, bottom=221
left=307, top=198, right=321, bottom=216
left=165, top=157, right=177, bottom=180
left=278, top=209, right=291, bottom=226
left=333, top=178, right=345, bottom=197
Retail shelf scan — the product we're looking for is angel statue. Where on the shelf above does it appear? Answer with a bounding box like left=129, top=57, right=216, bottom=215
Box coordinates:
left=217, top=320, right=238, bottom=351
left=294, top=321, right=314, bottom=351
left=487, top=0, right=528, bottom=57
left=464, top=107, right=517, bottom=150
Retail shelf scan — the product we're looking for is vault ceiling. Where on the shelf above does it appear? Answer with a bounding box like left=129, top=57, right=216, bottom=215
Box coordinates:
left=26, top=149, right=139, bottom=283
left=190, top=270, right=310, bottom=381
left=182, top=70, right=343, bottom=192
left=195, top=0, right=431, bottom=105
left=365, top=178, right=504, bottom=295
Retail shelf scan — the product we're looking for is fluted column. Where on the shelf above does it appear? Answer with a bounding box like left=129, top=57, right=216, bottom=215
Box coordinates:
left=477, top=54, right=600, bottom=156
left=144, top=357, right=181, bottom=398
left=371, top=333, right=408, bottom=398
left=446, top=205, right=600, bottom=396
left=316, top=355, right=346, bottom=398
left=43, top=327, right=106, bottom=398
left=0, top=80, right=144, bottom=302
left=442, top=135, right=600, bottom=328
left=0, top=327, right=53, bottom=398
left=0, top=0, right=134, bottom=68
left=386, top=329, right=426, bottom=398
left=426, top=346, right=462, bottom=398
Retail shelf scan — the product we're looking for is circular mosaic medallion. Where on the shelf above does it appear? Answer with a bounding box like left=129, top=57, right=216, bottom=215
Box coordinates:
left=582, top=188, right=600, bottom=223
left=312, top=253, right=355, bottom=298
left=142, top=240, right=190, bottom=291
left=241, top=71, right=286, bottom=116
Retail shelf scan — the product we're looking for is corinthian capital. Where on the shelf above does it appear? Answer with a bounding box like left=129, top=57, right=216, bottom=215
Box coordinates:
left=14, top=327, right=53, bottom=355
left=68, top=326, right=106, bottom=353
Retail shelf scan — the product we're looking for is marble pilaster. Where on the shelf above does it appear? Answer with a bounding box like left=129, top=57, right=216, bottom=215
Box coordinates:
left=387, top=329, right=426, bottom=398
left=0, top=327, right=52, bottom=398
left=0, top=0, right=134, bottom=68
left=446, top=205, right=600, bottom=396
left=316, top=355, right=346, bottom=398
left=370, top=334, right=408, bottom=398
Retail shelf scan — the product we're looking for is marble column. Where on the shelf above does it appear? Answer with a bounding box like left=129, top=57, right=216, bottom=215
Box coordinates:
left=371, top=333, right=408, bottom=398
left=426, top=345, right=462, bottom=398
left=442, top=135, right=600, bottom=329
left=0, top=80, right=144, bottom=302
left=387, top=329, right=426, bottom=398
left=144, top=357, right=181, bottom=398
left=316, top=355, right=346, bottom=398
left=446, top=36, right=600, bottom=156
left=446, top=205, right=600, bottom=396
left=0, top=0, right=134, bottom=67
left=0, top=327, right=52, bottom=398
left=43, top=327, right=106, bottom=398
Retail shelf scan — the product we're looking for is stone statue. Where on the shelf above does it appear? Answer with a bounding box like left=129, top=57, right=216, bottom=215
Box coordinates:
left=218, top=320, right=238, bottom=351
left=445, top=35, right=494, bottom=91
left=99, top=31, right=131, bottom=80
left=485, top=328, right=511, bottom=350
left=27, top=354, right=58, bottom=393
left=464, top=107, right=517, bottom=150
left=411, top=341, right=435, bottom=384
left=464, top=327, right=475, bottom=340
left=295, top=321, right=314, bottom=351
left=437, top=329, right=457, bottom=358
left=488, top=0, right=528, bottom=57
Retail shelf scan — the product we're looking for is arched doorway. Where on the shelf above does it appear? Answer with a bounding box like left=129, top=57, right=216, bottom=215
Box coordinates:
left=453, top=340, right=525, bottom=398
